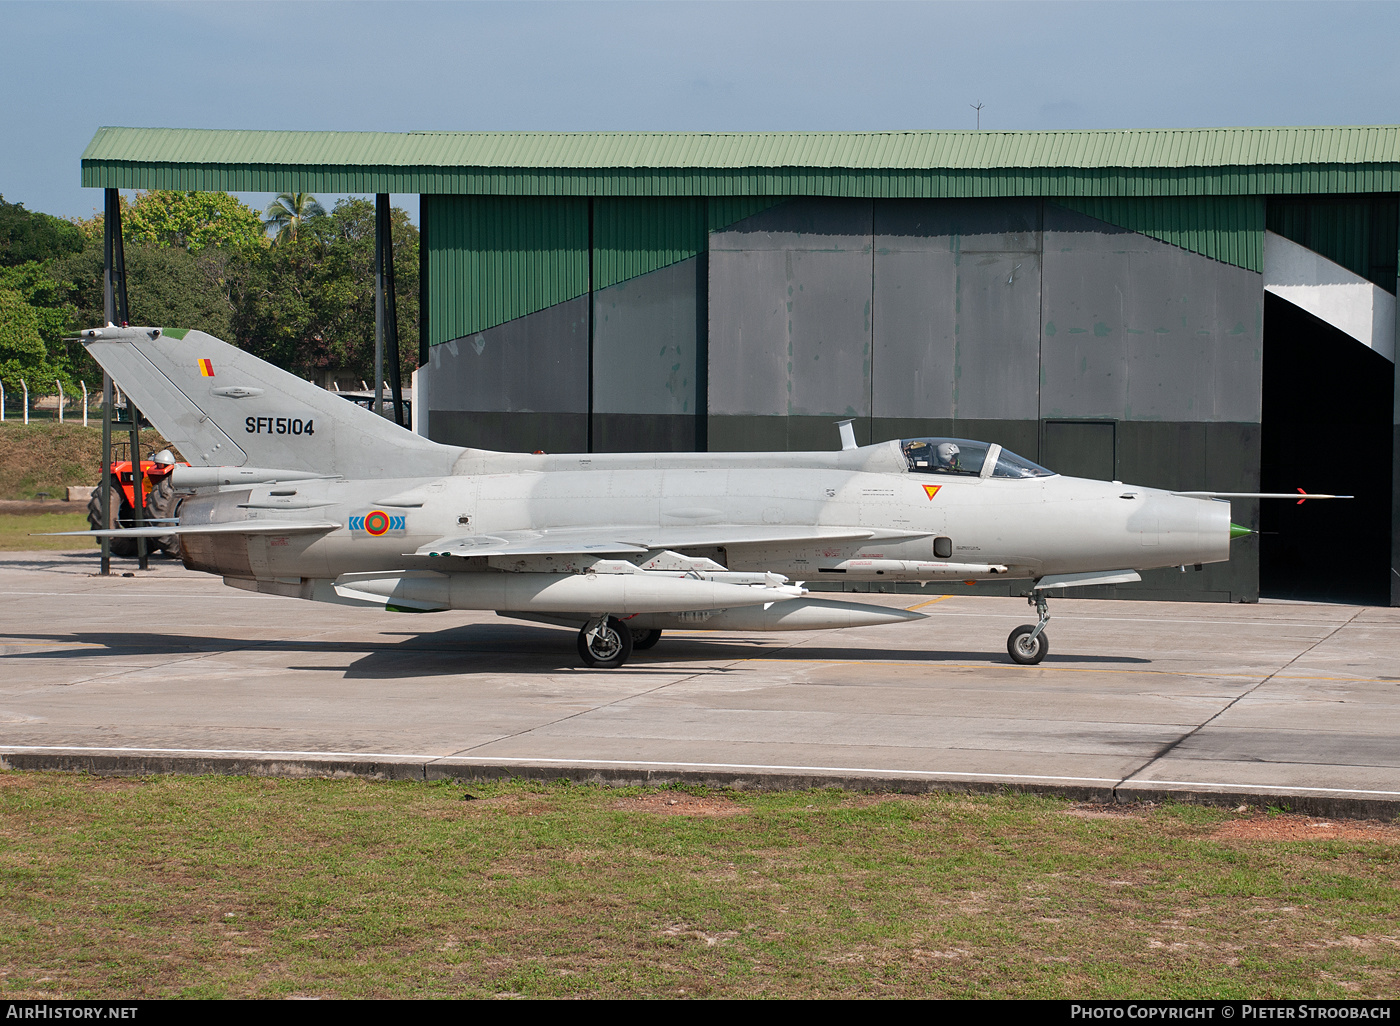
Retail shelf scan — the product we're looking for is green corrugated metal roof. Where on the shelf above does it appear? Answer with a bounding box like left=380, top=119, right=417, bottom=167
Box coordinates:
left=83, top=125, right=1400, bottom=172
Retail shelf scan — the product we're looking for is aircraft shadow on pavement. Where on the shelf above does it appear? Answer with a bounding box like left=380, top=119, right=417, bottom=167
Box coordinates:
left=0, top=623, right=1150, bottom=679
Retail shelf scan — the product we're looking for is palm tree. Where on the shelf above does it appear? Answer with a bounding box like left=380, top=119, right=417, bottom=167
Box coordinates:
left=262, top=193, right=326, bottom=244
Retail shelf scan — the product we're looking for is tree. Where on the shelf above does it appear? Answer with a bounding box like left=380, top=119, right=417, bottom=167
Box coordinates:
left=262, top=192, right=327, bottom=244
left=0, top=197, right=85, bottom=389
left=0, top=261, right=81, bottom=385
left=67, top=201, right=116, bottom=247
left=123, top=191, right=266, bottom=256
left=57, top=243, right=234, bottom=343
left=0, top=195, right=85, bottom=266
left=0, top=286, right=59, bottom=394
left=6, top=192, right=421, bottom=391
left=229, top=198, right=419, bottom=383
left=52, top=191, right=253, bottom=377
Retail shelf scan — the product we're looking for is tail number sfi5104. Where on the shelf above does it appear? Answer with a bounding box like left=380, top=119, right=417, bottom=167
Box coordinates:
left=246, top=416, right=315, bottom=436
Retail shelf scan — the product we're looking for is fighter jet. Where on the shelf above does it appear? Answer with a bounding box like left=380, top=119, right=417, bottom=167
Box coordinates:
left=61, top=325, right=1320, bottom=668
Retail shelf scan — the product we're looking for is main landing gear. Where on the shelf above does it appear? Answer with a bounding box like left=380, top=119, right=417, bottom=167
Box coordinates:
left=578, top=617, right=633, bottom=668
left=630, top=628, right=662, bottom=650
left=575, top=620, right=664, bottom=668
left=1007, top=591, right=1050, bottom=665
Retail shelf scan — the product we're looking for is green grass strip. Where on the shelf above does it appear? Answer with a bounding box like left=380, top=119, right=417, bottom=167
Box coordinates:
left=0, top=776, right=1396, bottom=999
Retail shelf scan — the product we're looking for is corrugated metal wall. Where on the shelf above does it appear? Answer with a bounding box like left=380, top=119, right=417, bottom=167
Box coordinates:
left=1054, top=196, right=1266, bottom=272
left=423, top=195, right=589, bottom=344
left=427, top=195, right=784, bottom=343
left=1266, top=194, right=1399, bottom=291
left=592, top=198, right=706, bottom=290
left=706, top=197, right=781, bottom=231
left=423, top=192, right=1279, bottom=348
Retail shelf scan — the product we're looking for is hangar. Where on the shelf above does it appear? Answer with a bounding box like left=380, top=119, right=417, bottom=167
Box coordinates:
left=81, top=126, right=1400, bottom=605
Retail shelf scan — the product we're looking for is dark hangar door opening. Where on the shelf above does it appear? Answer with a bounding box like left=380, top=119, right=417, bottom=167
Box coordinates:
left=1259, top=293, right=1393, bottom=605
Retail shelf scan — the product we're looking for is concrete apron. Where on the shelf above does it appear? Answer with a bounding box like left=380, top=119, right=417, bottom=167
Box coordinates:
left=2, top=552, right=1397, bottom=821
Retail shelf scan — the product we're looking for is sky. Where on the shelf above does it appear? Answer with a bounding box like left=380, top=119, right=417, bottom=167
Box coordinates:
left=3, top=0, right=1400, bottom=225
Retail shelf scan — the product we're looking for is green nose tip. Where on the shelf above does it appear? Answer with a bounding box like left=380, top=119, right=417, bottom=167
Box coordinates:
left=1229, top=522, right=1253, bottom=540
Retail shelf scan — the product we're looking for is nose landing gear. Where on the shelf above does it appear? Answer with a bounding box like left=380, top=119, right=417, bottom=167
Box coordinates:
left=1007, top=592, right=1050, bottom=665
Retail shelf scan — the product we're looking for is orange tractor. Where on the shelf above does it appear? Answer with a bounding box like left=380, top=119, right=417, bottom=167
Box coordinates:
left=86, top=447, right=189, bottom=558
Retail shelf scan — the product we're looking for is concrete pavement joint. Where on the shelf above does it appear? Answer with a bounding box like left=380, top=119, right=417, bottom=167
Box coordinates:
left=1114, top=607, right=1366, bottom=799
left=923, top=609, right=1387, bottom=628
left=440, top=646, right=795, bottom=760
left=716, top=657, right=1392, bottom=684
left=33, top=622, right=356, bottom=690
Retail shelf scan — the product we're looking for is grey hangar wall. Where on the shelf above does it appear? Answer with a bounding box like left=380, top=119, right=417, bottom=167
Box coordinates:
left=421, top=196, right=1267, bottom=602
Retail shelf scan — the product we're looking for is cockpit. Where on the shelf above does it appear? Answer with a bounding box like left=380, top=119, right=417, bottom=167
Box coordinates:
left=901, top=438, right=1055, bottom=479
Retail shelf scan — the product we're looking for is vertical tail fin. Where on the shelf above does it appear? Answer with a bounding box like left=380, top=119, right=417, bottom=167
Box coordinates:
left=82, top=326, right=464, bottom=478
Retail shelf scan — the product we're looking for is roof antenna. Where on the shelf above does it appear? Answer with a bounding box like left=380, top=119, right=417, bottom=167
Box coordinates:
left=971, top=102, right=985, bottom=130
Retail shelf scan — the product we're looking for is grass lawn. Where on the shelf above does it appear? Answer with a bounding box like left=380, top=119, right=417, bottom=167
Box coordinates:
left=0, top=776, right=1395, bottom=999
left=0, top=421, right=179, bottom=501
left=0, top=512, right=92, bottom=552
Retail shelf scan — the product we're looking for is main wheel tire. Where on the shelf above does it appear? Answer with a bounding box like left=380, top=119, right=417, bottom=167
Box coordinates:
left=145, top=476, right=185, bottom=559
left=1007, top=625, right=1049, bottom=665
left=87, top=479, right=137, bottom=558
left=630, top=628, right=662, bottom=650
left=578, top=617, right=634, bottom=669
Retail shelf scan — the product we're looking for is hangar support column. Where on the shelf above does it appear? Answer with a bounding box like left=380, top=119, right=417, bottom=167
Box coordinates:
left=374, top=194, right=405, bottom=427
left=1394, top=222, right=1400, bottom=608
left=100, top=187, right=147, bottom=573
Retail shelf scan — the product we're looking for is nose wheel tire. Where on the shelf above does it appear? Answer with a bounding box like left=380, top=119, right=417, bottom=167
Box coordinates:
left=630, top=628, right=662, bottom=650
left=578, top=617, right=633, bottom=668
left=1007, top=625, right=1049, bottom=665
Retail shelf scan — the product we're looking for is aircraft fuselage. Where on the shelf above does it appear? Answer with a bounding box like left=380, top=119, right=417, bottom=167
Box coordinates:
left=179, top=449, right=1231, bottom=585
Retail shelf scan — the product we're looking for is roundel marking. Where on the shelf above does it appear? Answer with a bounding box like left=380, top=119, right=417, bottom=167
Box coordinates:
left=364, top=510, right=391, bottom=536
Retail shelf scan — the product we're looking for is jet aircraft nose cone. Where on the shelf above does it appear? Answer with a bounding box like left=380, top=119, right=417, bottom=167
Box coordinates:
left=1229, top=522, right=1253, bottom=540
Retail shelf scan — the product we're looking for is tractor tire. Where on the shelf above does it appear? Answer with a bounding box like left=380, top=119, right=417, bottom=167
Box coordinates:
left=87, top=479, right=137, bottom=558
left=145, top=476, right=185, bottom=559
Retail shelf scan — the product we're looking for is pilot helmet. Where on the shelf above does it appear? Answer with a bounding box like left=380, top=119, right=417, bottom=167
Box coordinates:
left=151, top=448, right=177, bottom=466
left=935, top=442, right=961, bottom=466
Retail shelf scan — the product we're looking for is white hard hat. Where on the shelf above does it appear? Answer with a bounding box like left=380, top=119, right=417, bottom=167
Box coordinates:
left=151, top=448, right=177, bottom=466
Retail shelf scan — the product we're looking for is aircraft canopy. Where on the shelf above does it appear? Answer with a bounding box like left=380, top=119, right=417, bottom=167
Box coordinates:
left=901, top=438, right=1055, bottom=479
